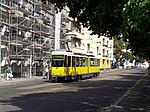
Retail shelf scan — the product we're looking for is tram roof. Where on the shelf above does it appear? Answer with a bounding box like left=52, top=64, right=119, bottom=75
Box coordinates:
left=52, top=50, right=97, bottom=58
left=52, top=50, right=74, bottom=55
left=52, top=51, right=87, bottom=57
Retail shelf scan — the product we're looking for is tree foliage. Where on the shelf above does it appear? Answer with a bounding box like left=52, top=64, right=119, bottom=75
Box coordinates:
left=122, top=0, right=150, bottom=60
left=44, top=0, right=128, bottom=37
left=42, top=0, right=150, bottom=59
left=114, top=38, right=125, bottom=59
left=114, top=38, right=134, bottom=62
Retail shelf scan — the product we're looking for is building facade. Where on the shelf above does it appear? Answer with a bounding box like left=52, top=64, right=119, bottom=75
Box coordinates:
left=0, top=0, right=55, bottom=78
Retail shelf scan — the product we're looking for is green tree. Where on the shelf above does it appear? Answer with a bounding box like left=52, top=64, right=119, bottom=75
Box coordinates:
left=114, top=38, right=134, bottom=63
left=122, top=0, right=150, bottom=60
left=123, top=52, right=134, bottom=63
left=44, top=0, right=128, bottom=37
left=113, top=38, right=125, bottom=59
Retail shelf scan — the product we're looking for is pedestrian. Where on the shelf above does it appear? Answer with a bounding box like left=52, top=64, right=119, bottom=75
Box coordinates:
left=43, top=65, right=49, bottom=79
left=5, top=65, right=13, bottom=80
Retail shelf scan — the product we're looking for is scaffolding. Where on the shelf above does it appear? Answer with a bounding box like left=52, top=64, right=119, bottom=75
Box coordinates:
left=0, top=0, right=55, bottom=79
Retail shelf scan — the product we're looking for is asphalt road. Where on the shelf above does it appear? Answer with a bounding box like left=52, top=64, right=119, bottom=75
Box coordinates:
left=0, top=69, right=148, bottom=112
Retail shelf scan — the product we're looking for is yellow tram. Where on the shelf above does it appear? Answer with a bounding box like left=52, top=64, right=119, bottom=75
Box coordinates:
left=50, top=50, right=100, bottom=81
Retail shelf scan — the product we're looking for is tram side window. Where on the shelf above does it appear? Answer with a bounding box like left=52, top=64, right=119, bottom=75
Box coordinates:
left=90, top=58, right=95, bottom=66
left=79, top=57, right=83, bottom=67
left=68, top=56, right=71, bottom=67
left=75, top=57, right=80, bottom=67
left=52, top=60, right=64, bottom=67
left=90, top=58, right=98, bottom=66
left=94, top=59, right=97, bottom=66
left=52, top=55, right=64, bottom=67
left=82, top=57, right=86, bottom=67
left=72, top=56, right=75, bottom=67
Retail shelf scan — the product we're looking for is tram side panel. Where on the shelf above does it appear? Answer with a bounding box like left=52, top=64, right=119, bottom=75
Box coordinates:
left=72, top=56, right=88, bottom=79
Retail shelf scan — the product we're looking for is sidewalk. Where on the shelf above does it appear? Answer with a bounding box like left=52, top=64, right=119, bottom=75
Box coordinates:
left=0, top=76, right=44, bottom=84
left=0, top=68, right=121, bottom=82
left=0, top=68, right=144, bottom=84
left=100, top=68, right=127, bottom=74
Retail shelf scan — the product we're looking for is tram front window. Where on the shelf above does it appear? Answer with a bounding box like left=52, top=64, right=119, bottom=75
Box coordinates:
left=52, top=55, right=64, bottom=67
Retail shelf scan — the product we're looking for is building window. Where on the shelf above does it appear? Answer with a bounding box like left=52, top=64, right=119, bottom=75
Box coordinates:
left=107, top=60, right=109, bottom=64
left=110, top=43, right=112, bottom=48
left=103, top=59, right=105, bottom=64
left=110, top=53, right=112, bottom=58
left=97, top=47, right=99, bottom=54
left=103, top=38, right=105, bottom=44
left=103, top=49, right=105, bottom=55
left=87, top=44, right=90, bottom=51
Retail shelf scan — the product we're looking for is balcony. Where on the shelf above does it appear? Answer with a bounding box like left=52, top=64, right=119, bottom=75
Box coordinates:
left=40, top=14, right=51, bottom=23
left=29, top=30, right=50, bottom=37
left=1, top=17, right=9, bottom=26
left=0, top=9, right=9, bottom=17
left=42, top=2, right=51, bottom=10
left=102, top=54, right=108, bottom=57
left=97, top=53, right=101, bottom=55
left=1, top=34, right=9, bottom=42
left=71, top=47, right=84, bottom=54
left=47, top=9, right=55, bottom=16
left=103, top=44, right=108, bottom=47
left=97, top=41, right=101, bottom=44
left=0, top=2, right=11, bottom=10
left=12, top=20, right=32, bottom=31
left=87, top=50, right=93, bottom=54
left=66, top=31, right=84, bottom=40
left=18, top=4, right=31, bottom=15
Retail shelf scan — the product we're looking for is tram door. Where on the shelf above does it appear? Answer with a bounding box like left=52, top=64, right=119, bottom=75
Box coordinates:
left=71, top=56, right=76, bottom=76
left=64, top=55, right=71, bottom=76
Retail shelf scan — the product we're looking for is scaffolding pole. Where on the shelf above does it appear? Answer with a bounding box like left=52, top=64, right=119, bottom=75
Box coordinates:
left=0, top=0, right=55, bottom=79
left=0, top=0, right=2, bottom=81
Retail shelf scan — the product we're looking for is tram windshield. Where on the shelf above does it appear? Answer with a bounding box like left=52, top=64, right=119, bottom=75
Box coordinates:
left=52, top=55, right=64, bottom=67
